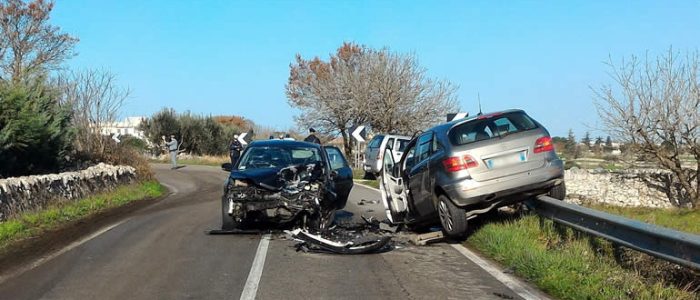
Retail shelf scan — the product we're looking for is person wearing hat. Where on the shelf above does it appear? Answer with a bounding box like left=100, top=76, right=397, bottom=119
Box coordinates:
left=162, top=134, right=179, bottom=169
left=303, top=128, right=321, bottom=144
left=229, top=134, right=243, bottom=165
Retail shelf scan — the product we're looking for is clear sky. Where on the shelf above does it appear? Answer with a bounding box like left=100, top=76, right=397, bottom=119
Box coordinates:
left=51, top=0, right=700, bottom=138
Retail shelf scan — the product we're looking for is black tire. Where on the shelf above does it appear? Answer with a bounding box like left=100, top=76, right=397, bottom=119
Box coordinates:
left=437, top=195, right=468, bottom=239
left=221, top=196, right=238, bottom=230
left=363, top=171, right=376, bottom=180
left=548, top=182, right=566, bottom=200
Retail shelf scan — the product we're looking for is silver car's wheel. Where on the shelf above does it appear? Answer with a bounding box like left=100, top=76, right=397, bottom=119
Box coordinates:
left=548, top=182, right=566, bottom=200
left=437, top=195, right=468, bottom=238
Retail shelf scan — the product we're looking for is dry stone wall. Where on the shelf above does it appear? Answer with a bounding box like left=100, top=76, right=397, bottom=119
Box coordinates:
left=0, top=163, right=136, bottom=221
left=564, top=168, right=686, bottom=208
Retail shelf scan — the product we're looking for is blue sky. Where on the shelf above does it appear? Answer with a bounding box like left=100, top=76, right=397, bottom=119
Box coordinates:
left=51, top=1, right=700, bottom=138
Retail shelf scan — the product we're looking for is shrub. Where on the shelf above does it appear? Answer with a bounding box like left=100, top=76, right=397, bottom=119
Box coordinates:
left=0, top=83, right=74, bottom=177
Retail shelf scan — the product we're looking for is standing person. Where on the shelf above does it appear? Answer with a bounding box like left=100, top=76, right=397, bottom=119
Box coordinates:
left=304, top=128, right=321, bottom=144
left=163, top=134, right=179, bottom=169
left=229, top=134, right=243, bottom=165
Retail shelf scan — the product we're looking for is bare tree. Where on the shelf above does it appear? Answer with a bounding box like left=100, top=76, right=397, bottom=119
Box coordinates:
left=365, top=50, right=458, bottom=134
left=56, top=69, right=130, bottom=156
left=0, top=0, right=78, bottom=83
left=595, top=48, right=700, bottom=207
left=287, top=43, right=369, bottom=157
left=287, top=42, right=459, bottom=159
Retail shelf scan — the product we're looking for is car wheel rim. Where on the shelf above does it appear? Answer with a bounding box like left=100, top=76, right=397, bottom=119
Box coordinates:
left=438, top=200, right=453, bottom=232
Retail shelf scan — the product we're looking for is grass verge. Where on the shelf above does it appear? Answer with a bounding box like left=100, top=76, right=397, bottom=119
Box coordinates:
left=0, top=181, right=165, bottom=251
left=352, top=168, right=380, bottom=189
left=466, top=214, right=698, bottom=299
left=584, top=204, right=700, bottom=235
left=150, top=155, right=229, bottom=167
left=354, top=179, right=380, bottom=189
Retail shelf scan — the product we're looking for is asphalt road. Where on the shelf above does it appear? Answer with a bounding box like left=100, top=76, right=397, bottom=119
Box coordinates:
left=0, top=164, right=544, bottom=300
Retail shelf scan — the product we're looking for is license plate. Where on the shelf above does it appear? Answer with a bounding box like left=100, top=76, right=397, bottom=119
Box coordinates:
left=485, top=151, right=527, bottom=169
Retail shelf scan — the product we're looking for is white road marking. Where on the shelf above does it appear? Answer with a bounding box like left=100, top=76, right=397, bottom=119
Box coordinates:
left=159, top=181, right=179, bottom=195
left=240, top=234, right=271, bottom=300
left=450, top=244, right=550, bottom=300
left=0, top=218, right=129, bottom=285
left=353, top=181, right=380, bottom=192
left=358, top=184, right=549, bottom=299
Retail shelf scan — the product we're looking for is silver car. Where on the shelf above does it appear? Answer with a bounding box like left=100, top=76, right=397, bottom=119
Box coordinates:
left=363, top=134, right=411, bottom=178
left=380, top=109, right=565, bottom=238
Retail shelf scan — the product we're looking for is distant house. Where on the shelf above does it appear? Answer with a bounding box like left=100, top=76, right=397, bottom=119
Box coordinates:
left=100, top=117, right=146, bottom=140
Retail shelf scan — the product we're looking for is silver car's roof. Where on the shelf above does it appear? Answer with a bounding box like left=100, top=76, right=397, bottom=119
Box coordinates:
left=430, top=109, right=527, bottom=135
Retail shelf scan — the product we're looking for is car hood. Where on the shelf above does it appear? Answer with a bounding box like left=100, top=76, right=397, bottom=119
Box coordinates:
left=229, top=168, right=283, bottom=190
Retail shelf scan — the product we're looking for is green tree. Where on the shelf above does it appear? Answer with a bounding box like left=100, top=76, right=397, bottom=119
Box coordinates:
left=140, top=108, right=236, bottom=156
left=564, top=129, right=579, bottom=159
left=604, top=136, right=614, bottom=153
left=139, top=108, right=180, bottom=148
left=0, top=83, right=73, bottom=177
left=581, top=131, right=591, bottom=147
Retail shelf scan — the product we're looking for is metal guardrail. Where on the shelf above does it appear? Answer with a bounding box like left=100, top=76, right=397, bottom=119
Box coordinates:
left=529, top=195, right=700, bottom=270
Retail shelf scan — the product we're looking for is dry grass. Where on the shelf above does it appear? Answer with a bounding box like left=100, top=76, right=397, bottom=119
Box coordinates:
left=150, top=154, right=229, bottom=167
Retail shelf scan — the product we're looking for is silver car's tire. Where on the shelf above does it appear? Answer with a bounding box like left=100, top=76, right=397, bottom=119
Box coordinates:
left=437, top=195, right=468, bottom=238
left=363, top=172, right=376, bottom=180
left=548, top=182, right=566, bottom=200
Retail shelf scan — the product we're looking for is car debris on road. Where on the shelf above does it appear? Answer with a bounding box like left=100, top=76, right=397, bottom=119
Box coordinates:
left=287, top=228, right=392, bottom=255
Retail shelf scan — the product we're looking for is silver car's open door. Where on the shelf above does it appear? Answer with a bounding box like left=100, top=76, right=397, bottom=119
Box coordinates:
left=379, top=148, right=409, bottom=224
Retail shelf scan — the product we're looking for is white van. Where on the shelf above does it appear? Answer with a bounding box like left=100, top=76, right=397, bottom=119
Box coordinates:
left=362, top=134, right=411, bottom=179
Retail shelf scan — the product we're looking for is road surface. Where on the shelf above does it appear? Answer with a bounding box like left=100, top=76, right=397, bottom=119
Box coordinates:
left=0, top=164, right=545, bottom=300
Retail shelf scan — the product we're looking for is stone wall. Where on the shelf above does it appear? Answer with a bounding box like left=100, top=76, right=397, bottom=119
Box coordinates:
left=0, top=163, right=136, bottom=221
left=564, top=168, right=689, bottom=208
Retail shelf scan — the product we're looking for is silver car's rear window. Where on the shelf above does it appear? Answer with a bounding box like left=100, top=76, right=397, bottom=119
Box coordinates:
left=449, top=112, right=538, bottom=146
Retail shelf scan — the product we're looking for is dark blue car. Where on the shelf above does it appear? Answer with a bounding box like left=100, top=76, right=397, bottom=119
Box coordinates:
left=221, top=140, right=353, bottom=231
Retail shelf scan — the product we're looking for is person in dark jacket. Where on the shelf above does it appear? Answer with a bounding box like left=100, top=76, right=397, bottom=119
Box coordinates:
left=303, top=128, right=321, bottom=144
left=229, top=134, right=243, bottom=165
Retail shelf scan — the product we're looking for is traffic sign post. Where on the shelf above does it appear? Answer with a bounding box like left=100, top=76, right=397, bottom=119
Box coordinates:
left=351, top=125, right=366, bottom=143
left=237, top=132, right=248, bottom=146
left=350, top=125, right=367, bottom=169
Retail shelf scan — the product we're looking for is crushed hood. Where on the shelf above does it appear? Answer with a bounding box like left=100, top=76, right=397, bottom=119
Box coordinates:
left=229, top=168, right=284, bottom=190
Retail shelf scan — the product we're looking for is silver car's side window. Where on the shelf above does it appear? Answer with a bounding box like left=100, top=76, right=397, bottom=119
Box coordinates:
left=416, top=133, right=433, bottom=163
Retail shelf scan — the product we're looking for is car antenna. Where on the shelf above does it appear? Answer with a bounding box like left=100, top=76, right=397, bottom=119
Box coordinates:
left=477, top=93, right=483, bottom=116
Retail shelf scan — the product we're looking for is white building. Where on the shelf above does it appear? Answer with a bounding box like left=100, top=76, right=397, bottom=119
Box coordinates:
left=100, top=117, right=146, bottom=140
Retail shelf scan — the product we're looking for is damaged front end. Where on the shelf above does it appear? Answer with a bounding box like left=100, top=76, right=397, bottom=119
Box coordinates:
left=224, top=163, right=335, bottom=231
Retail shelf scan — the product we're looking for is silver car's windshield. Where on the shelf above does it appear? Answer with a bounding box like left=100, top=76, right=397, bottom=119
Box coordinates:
left=237, top=145, right=322, bottom=170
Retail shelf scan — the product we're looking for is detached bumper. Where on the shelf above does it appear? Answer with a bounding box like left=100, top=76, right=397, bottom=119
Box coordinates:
left=443, top=160, right=564, bottom=207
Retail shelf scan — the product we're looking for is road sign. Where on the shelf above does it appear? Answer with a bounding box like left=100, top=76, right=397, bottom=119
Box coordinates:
left=351, top=125, right=366, bottom=143
left=237, top=132, right=248, bottom=146
left=112, top=133, right=121, bottom=143
left=447, top=112, right=469, bottom=122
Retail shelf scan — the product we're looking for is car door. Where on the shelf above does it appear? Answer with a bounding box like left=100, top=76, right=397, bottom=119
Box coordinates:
left=323, top=146, right=353, bottom=209
left=379, top=144, right=411, bottom=224
left=409, top=132, right=433, bottom=207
